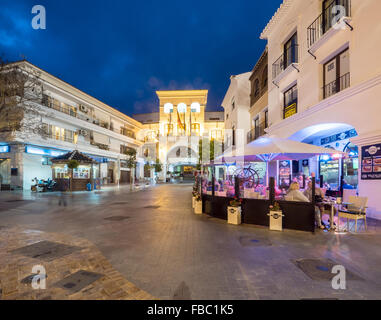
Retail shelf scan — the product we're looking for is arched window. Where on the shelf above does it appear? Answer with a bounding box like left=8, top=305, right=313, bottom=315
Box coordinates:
left=254, top=79, right=260, bottom=97
left=191, top=123, right=200, bottom=135
left=262, top=65, right=268, bottom=88
left=164, top=103, right=173, bottom=114
left=191, top=102, right=200, bottom=113
left=177, top=103, right=187, bottom=113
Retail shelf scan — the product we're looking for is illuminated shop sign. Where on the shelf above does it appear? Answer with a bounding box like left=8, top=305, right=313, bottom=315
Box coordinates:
left=320, top=129, right=357, bottom=145
left=0, top=145, right=10, bottom=153
left=361, top=143, right=381, bottom=180
left=25, top=146, right=66, bottom=157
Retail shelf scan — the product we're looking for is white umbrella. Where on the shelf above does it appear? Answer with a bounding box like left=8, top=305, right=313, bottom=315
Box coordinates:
left=216, top=136, right=347, bottom=185
left=218, top=136, right=346, bottom=162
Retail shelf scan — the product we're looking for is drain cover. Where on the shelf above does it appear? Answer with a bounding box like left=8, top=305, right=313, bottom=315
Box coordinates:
left=104, top=216, right=130, bottom=221
left=54, top=270, right=104, bottom=294
left=11, top=241, right=81, bottom=262
left=144, top=205, right=161, bottom=209
left=239, top=236, right=272, bottom=247
left=5, top=199, right=26, bottom=203
left=293, top=258, right=363, bottom=281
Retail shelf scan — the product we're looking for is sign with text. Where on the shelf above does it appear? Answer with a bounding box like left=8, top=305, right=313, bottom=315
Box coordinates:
left=284, top=103, right=297, bottom=119
left=361, top=143, right=381, bottom=180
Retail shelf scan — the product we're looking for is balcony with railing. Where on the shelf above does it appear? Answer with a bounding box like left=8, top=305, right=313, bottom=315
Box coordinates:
left=307, top=0, right=351, bottom=49
left=42, top=98, right=138, bottom=141
left=272, top=45, right=299, bottom=82
left=247, top=124, right=266, bottom=144
left=323, top=72, right=350, bottom=99
left=42, top=133, right=75, bottom=144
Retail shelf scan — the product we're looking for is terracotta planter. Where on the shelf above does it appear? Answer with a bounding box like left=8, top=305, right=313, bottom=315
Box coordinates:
left=227, top=206, right=242, bottom=225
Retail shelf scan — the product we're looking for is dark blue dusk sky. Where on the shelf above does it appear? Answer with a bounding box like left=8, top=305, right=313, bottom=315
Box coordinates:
left=0, top=0, right=281, bottom=115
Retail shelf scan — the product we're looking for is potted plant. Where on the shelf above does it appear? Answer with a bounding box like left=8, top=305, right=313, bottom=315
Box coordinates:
left=227, top=197, right=242, bottom=225
left=67, top=159, right=79, bottom=192
left=268, top=202, right=284, bottom=231
left=192, top=188, right=198, bottom=208
left=194, top=192, right=203, bottom=215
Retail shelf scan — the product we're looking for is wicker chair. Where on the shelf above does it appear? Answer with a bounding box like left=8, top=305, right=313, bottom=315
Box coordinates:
left=338, top=196, right=368, bottom=232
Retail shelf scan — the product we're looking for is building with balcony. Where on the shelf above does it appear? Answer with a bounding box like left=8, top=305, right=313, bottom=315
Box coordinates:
left=260, top=0, right=381, bottom=218
left=133, top=90, right=224, bottom=180
left=248, top=48, right=269, bottom=144
left=0, top=60, right=144, bottom=190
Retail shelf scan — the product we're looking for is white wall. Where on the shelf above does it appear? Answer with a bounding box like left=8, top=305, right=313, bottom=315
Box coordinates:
left=23, top=153, right=52, bottom=190
left=262, top=0, right=381, bottom=218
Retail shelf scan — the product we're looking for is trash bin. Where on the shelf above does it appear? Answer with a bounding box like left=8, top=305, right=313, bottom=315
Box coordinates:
left=86, top=182, right=92, bottom=191
left=268, top=211, right=284, bottom=231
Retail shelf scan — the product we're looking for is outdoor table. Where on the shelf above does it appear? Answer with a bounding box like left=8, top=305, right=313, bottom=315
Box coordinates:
left=337, top=202, right=354, bottom=232
left=321, top=198, right=338, bottom=232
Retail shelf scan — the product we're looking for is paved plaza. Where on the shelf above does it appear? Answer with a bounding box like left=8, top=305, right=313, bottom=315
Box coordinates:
left=0, top=183, right=381, bottom=300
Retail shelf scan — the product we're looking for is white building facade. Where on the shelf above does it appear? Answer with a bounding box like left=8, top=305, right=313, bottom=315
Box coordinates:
left=259, top=0, right=381, bottom=218
left=0, top=61, right=144, bottom=190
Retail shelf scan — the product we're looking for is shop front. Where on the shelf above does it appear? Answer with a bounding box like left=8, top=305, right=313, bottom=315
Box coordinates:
left=51, top=150, right=99, bottom=191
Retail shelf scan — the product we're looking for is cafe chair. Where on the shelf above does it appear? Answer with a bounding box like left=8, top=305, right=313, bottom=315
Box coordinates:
left=343, top=189, right=357, bottom=203
left=338, top=196, right=368, bottom=232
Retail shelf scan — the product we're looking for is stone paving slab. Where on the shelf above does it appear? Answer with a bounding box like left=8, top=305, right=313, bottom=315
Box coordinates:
left=0, top=226, right=155, bottom=300
left=1, top=185, right=381, bottom=299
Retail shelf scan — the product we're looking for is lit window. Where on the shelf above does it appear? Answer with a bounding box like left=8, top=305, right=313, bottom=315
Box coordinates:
left=164, top=103, right=174, bottom=114
left=177, top=103, right=187, bottom=113
left=191, top=123, right=200, bottom=135
left=191, top=102, right=200, bottom=113
left=165, top=124, right=173, bottom=135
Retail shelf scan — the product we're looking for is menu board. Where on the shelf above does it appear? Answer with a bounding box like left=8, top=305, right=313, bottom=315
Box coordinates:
left=361, top=144, right=381, bottom=180
left=279, top=160, right=291, bottom=186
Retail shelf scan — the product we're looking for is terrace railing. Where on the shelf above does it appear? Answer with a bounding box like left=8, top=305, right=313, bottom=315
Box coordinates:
left=42, top=100, right=137, bottom=140
left=272, top=45, right=299, bottom=80
left=307, top=0, right=351, bottom=48
left=323, top=72, right=350, bottom=99
left=247, top=124, right=266, bottom=144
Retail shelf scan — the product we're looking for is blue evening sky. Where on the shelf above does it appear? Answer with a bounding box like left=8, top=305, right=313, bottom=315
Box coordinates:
left=0, top=0, right=282, bottom=115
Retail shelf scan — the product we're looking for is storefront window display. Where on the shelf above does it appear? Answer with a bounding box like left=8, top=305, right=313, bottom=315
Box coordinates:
left=319, top=143, right=359, bottom=191
left=320, top=157, right=340, bottom=190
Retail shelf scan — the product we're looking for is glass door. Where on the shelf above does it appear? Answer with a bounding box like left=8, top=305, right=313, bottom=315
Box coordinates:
left=320, top=159, right=340, bottom=190
left=284, top=33, right=298, bottom=69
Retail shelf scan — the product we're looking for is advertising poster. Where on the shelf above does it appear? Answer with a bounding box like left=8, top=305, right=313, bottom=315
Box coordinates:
left=279, top=160, right=291, bottom=187
left=361, top=144, right=381, bottom=180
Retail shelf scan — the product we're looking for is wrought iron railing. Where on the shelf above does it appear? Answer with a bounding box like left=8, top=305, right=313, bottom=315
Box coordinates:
left=42, top=99, right=137, bottom=140
left=43, top=133, right=75, bottom=144
left=307, top=0, right=351, bottom=48
left=247, top=124, right=266, bottom=144
left=323, top=72, right=350, bottom=99
left=272, top=45, right=299, bottom=79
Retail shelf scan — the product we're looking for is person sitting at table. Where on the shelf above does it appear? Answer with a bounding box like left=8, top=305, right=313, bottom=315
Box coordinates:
left=285, top=182, right=309, bottom=202
left=342, top=179, right=355, bottom=190
left=304, top=181, right=325, bottom=229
